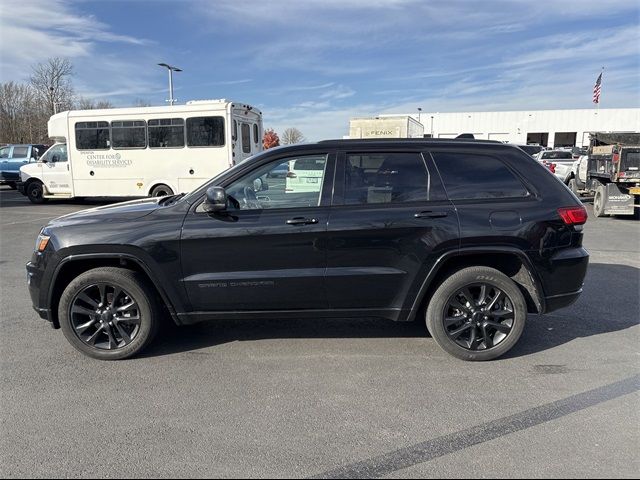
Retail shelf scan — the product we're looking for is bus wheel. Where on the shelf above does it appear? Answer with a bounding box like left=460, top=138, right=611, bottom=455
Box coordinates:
left=150, top=184, right=174, bottom=197
left=26, top=181, right=48, bottom=204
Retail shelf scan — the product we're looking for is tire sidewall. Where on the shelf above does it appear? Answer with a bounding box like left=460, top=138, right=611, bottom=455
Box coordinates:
left=426, top=267, right=527, bottom=361
left=594, top=186, right=606, bottom=217
left=58, top=268, right=157, bottom=360
left=150, top=184, right=174, bottom=197
left=27, top=181, right=46, bottom=204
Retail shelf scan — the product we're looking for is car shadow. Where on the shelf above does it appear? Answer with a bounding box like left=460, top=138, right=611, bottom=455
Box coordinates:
left=141, top=262, right=639, bottom=360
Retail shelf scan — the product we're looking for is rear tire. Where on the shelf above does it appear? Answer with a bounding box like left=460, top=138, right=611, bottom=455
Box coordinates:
left=150, top=184, right=174, bottom=197
left=26, top=181, right=47, bottom=204
left=593, top=185, right=607, bottom=217
left=426, top=267, right=527, bottom=361
left=568, top=178, right=579, bottom=196
left=58, top=267, right=160, bottom=360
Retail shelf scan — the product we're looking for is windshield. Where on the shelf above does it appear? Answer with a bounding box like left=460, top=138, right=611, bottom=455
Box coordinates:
left=518, top=145, right=543, bottom=156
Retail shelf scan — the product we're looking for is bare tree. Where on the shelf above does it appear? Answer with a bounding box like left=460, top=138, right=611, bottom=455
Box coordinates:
left=281, top=127, right=305, bottom=145
left=30, top=57, right=74, bottom=115
left=133, top=98, right=152, bottom=107
left=76, top=97, right=114, bottom=110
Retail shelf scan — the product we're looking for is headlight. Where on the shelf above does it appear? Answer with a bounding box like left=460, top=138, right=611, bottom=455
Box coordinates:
left=35, top=232, right=50, bottom=252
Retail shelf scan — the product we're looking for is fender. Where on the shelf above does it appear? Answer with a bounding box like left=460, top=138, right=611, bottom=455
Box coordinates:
left=47, top=252, right=183, bottom=325
left=405, top=246, right=546, bottom=321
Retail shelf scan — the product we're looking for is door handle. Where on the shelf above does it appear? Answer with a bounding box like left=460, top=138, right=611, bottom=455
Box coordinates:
left=286, top=217, right=319, bottom=225
left=414, top=211, right=448, bottom=219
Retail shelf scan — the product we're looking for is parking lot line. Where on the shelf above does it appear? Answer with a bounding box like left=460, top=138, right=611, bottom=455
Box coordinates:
left=310, top=374, right=640, bottom=479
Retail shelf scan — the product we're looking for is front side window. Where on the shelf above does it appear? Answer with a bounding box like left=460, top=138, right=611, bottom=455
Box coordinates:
left=111, top=120, right=146, bottom=149
left=148, top=118, right=185, bottom=148
left=344, top=152, right=429, bottom=205
left=432, top=152, right=528, bottom=200
left=75, top=121, right=110, bottom=150
left=42, top=144, right=68, bottom=163
left=241, top=123, right=251, bottom=153
left=186, top=116, right=225, bottom=147
left=226, top=154, right=328, bottom=210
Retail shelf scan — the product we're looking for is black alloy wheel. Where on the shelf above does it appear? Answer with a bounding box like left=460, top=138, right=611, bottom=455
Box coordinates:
left=58, top=267, right=160, bottom=360
left=442, top=283, right=514, bottom=351
left=426, top=266, right=527, bottom=361
left=69, top=283, right=141, bottom=350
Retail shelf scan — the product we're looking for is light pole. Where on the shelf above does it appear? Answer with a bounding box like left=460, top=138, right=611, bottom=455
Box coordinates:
left=430, top=115, right=434, bottom=138
left=158, top=63, right=182, bottom=106
left=417, top=107, right=422, bottom=125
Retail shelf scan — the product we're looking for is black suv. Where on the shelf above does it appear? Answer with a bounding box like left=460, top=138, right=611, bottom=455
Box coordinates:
left=26, top=139, right=589, bottom=361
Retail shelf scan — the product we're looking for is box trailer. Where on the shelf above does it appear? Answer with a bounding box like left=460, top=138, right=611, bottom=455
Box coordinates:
left=349, top=116, right=424, bottom=139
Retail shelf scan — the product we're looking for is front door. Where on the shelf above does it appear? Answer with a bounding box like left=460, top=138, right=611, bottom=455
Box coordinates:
left=180, top=152, right=335, bottom=312
left=325, top=150, right=459, bottom=313
left=41, top=144, right=72, bottom=195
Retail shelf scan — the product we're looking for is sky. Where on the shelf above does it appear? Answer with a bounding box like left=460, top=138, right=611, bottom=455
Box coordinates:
left=1, top=0, right=639, bottom=140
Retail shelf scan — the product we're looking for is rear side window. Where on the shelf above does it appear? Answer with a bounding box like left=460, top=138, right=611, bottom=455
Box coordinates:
left=186, top=116, right=225, bottom=147
left=75, top=121, right=110, bottom=150
left=344, top=152, right=429, bottom=205
left=253, top=124, right=259, bottom=144
left=241, top=123, right=251, bottom=153
left=111, top=120, right=146, bottom=149
left=432, top=152, right=528, bottom=200
left=11, top=146, right=28, bottom=158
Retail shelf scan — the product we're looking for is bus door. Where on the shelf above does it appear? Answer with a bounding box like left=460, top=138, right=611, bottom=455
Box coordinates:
left=41, top=144, right=73, bottom=195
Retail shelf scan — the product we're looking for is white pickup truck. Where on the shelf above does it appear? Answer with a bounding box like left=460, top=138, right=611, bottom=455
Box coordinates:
left=533, top=150, right=576, bottom=184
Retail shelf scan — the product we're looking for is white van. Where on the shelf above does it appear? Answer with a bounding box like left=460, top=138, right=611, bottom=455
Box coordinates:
left=18, top=99, right=262, bottom=203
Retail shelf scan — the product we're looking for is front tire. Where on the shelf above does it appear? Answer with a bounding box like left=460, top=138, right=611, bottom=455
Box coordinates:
left=426, top=267, right=527, bottom=361
left=26, top=181, right=47, bottom=204
left=58, top=267, right=160, bottom=360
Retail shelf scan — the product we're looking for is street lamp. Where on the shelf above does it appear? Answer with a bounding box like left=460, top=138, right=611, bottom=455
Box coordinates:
left=417, top=107, right=422, bottom=125
left=158, top=63, right=182, bottom=106
left=430, top=115, right=434, bottom=138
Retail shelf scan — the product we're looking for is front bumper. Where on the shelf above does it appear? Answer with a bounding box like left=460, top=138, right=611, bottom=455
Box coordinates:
left=27, top=258, right=56, bottom=327
left=16, top=181, right=26, bottom=195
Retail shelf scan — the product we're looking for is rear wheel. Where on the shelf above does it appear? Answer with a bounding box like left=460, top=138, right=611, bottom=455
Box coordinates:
left=593, top=185, right=607, bottom=217
left=26, top=181, right=47, bottom=204
left=150, top=184, right=173, bottom=197
left=426, top=267, right=527, bottom=361
left=568, top=178, right=579, bottom=196
left=58, top=267, right=160, bottom=360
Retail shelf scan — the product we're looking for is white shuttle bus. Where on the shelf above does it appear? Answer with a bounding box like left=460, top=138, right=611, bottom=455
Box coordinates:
left=18, top=99, right=262, bottom=203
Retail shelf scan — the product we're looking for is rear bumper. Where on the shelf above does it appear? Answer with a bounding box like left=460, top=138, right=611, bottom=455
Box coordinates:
left=539, top=247, right=589, bottom=313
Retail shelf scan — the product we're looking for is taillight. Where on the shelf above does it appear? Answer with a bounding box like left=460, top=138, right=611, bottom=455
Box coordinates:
left=558, top=206, right=588, bottom=225
left=549, top=162, right=556, bottom=173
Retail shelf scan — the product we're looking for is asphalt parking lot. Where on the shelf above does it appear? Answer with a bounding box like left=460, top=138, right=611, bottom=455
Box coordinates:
left=0, top=185, right=638, bottom=478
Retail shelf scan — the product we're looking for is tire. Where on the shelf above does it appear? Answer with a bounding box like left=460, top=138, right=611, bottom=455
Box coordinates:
left=150, top=184, right=174, bottom=197
left=426, top=266, right=527, bottom=361
left=26, top=181, right=47, bottom=204
left=593, top=185, right=607, bottom=217
left=568, top=178, right=579, bottom=196
left=58, top=267, right=161, bottom=360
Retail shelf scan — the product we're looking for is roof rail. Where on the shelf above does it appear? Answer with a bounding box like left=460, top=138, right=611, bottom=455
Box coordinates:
left=317, top=137, right=503, bottom=144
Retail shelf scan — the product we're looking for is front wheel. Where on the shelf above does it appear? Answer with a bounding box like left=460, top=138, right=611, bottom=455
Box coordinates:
left=426, top=267, right=527, bottom=361
left=26, top=181, right=47, bottom=204
left=58, top=267, right=160, bottom=360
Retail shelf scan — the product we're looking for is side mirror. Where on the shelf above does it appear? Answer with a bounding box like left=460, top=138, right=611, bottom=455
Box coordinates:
left=203, top=186, right=228, bottom=213
left=51, top=154, right=59, bottom=163
left=253, top=177, right=268, bottom=192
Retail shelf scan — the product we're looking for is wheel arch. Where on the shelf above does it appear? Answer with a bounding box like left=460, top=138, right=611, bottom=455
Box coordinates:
left=406, top=248, right=545, bottom=322
left=48, top=253, right=180, bottom=329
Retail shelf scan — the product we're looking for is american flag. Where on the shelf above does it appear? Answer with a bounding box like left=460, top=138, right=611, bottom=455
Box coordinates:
left=593, top=72, right=602, bottom=104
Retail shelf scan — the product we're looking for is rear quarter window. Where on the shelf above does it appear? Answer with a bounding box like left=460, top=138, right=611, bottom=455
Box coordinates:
left=432, top=151, right=528, bottom=200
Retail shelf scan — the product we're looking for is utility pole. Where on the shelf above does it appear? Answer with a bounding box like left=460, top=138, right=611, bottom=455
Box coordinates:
left=158, top=63, right=182, bottom=106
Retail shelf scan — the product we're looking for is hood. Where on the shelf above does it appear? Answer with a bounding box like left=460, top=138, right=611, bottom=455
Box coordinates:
left=48, top=197, right=162, bottom=227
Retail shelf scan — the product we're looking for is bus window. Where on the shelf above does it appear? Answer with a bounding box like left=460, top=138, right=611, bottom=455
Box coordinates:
left=112, top=120, right=146, bottom=149
left=253, top=124, right=259, bottom=144
left=148, top=118, right=185, bottom=148
left=186, top=116, right=225, bottom=147
left=233, top=120, right=238, bottom=141
left=75, top=121, right=110, bottom=150
left=241, top=123, right=251, bottom=153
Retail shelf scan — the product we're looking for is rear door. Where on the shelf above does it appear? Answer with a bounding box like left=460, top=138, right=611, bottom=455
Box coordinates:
left=325, top=149, right=459, bottom=314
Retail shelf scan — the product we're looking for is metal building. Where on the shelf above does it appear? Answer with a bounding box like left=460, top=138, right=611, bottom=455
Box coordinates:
left=380, top=108, right=640, bottom=148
